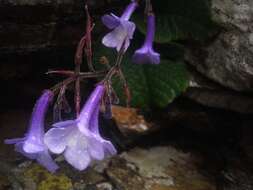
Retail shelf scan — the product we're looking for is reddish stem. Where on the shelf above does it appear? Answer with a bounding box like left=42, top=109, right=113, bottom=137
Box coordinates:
left=118, top=69, right=131, bottom=107
left=75, top=36, right=86, bottom=66
left=75, top=77, right=81, bottom=116
left=49, top=71, right=107, bottom=94
left=145, top=0, right=153, bottom=14
left=85, top=4, right=95, bottom=72
left=74, top=59, right=81, bottom=116
left=46, top=70, right=75, bottom=76
left=74, top=24, right=95, bottom=66
left=47, top=70, right=105, bottom=77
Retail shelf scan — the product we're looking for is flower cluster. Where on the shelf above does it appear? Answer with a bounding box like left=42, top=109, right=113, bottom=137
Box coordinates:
left=102, top=1, right=160, bottom=64
left=4, top=0, right=160, bottom=173
left=5, top=85, right=116, bottom=172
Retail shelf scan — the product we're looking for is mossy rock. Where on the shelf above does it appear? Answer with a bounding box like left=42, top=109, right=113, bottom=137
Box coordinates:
left=24, top=164, right=73, bottom=190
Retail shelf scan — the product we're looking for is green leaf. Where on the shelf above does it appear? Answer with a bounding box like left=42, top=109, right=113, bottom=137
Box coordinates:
left=116, top=59, right=189, bottom=108
left=93, top=46, right=189, bottom=108
left=145, top=60, right=189, bottom=107
left=133, top=0, right=217, bottom=43
left=113, top=61, right=150, bottom=108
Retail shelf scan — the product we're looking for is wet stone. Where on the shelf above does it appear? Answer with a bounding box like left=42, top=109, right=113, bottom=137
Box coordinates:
left=186, top=0, right=253, bottom=92
left=96, top=182, right=113, bottom=190
left=1, top=143, right=253, bottom=190
left=80, top=168, right=106, bottom=185
left=106, top=157, right=145, bottom=190
left=107, top=146, right=216, bottom=190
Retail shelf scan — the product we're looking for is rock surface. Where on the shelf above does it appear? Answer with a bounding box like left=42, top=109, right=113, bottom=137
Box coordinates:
left=186, top=0, right=253, bottom=92
left=1, top=110, right=252, bottom=190
left=2, top=144, right=253, bottom=190
left=0, top=0, right=122, bottom=53
left=185, top=68, right=253, bottom=113
left=184, top=0, right=253, bottom=113
left=114, top=147, right=216, bottom=190
left=0, top=0, right=83, bottom=53
left=0, top=147, right=216, bottom=190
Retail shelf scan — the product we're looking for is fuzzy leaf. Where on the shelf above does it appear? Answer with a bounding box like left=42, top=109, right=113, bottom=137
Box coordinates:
left=119, top=59, right=189, bottom=108
left=133, top=0, right=217, bottom=43
left=145, top=60, right=189, bottom=107
left=94, top=46, right=189, bottom=108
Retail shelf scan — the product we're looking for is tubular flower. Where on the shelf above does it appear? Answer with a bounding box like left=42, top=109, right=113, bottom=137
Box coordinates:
left=5, top=90, right=59, bottom=172
left=102, top=1, right=137, bottom=52
left=44, top=84, right=116, bottom=171
left=133, top=14, right=160, bottom=64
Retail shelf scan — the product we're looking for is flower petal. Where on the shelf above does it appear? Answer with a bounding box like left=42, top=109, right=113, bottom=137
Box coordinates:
left=149, top=50, right=160, bottom=64
left=88, top=103, right=99, bottom=134
left=78, top=85, right=104, bottom=129
left=116, top=38, right=130, bottom=52
left=64, top=148, right=90, bottom=171
left=52, top=120, right=77, bottom=128
left=23, top=139, right=44, bottom=153
left=64, top=133, right=91, bottom=171
left=88, top=136, right=104, bottom=160
left=103, top=140, right=117, bottom=155
left=36, top=150, right=59, bottom=173
left=122, top=20, right=136, bottom=39
left=102, top=13, right=120, bottom=29
left=120, top=1, right=138, bottom=21
left=14, top=142, right=38, bottom=159
left=4, top=137, right=25, bottom=144
left=89, top=102, right=116, bottom=157
left=133, top=48, right=160, bottom=64
left=44, top=126, right=75, bottom=154
left=132, top=51, right=146, bottom=64
left=102, top=24, right=127, bottom=49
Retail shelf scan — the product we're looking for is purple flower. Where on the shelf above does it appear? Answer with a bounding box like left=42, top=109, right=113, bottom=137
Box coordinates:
left=102, top=1, right=137, bottom=52
left=44, top=84, right=116, bottom=171
left=5, top=90, right=59, bottom=172
left=133, top=14, right=160, bottom=64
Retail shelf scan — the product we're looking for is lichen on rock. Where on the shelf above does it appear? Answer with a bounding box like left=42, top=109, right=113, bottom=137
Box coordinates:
left=24, top=164, right=72, bottom=190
